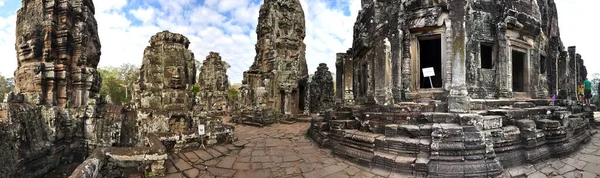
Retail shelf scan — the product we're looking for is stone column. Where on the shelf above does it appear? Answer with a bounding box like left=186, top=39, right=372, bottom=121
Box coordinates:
left=496, top=22, right=511, bottom=98
left=447, top=0, right=470, bottom=113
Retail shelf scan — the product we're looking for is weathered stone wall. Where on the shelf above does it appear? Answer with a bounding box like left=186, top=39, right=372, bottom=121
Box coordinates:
left=338, top=0, right=584, bottom=109
left=14, top=0, right=102, bottom=108
left=197, top=52, right=230, bottom=111
left=241, top=0, right=308, bottom=115
left=308, top=63, right=334, bottom=113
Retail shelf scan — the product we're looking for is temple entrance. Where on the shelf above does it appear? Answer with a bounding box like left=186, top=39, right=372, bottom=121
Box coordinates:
left=512, top=50, right=526, bottom=92
left=298, top=86, right=306, bottom=113
left=419, top=37, right=442, bottom=89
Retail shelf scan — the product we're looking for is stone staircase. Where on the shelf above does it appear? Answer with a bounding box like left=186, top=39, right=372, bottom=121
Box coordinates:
left=307, top=99, right=596, bottom=177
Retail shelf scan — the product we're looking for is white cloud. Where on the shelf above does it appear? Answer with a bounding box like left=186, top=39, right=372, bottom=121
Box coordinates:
left=0, top=0, right=5, bottom=7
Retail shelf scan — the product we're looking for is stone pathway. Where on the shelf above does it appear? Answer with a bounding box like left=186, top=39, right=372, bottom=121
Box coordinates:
left=158, top=120, right=600, bottom=178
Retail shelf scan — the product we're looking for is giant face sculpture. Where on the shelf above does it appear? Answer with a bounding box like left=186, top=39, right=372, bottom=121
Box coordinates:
left=15, top=30, right=43, bottom=63
left=166, top=66, right=184, bottom=89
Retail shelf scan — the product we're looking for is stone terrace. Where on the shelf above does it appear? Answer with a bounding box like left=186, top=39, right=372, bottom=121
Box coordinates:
left=132, top=117, right=600, bottom=178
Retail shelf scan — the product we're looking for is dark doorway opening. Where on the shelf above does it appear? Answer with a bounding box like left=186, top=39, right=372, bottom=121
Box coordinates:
left=298, top=85, right=306, bottom=114
left=361, top=64, right=368, bottom=95
left=540, top=55, right=546, bottom=74
left=481, top=44, right=493, bottom=69
left=280, top=90, right=285, bottom=114
left=419, top=38, right=442, bottom=88
left=512, top=50, right=526, bottom=92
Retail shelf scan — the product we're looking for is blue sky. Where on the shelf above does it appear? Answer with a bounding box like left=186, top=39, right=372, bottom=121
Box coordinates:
left=0, top=0, right=596, bottom=83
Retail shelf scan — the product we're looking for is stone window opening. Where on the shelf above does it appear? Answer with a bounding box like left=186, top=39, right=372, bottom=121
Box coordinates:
left=480, top=43, right=493, bottom=69
left=540, top=55, right=546, bottom=74
left=418, top=36, right=443, bottom=89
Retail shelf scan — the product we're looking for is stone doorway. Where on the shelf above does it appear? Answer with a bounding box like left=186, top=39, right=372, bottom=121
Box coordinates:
left=419, top=36, right=443, bottom=89
left=512, top=50, right=527, bottom=92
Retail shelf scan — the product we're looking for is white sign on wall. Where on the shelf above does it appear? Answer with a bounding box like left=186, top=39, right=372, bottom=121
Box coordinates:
left=422, top=67, right=435, bottom=77
left=198, top=124, right=205, bottom=135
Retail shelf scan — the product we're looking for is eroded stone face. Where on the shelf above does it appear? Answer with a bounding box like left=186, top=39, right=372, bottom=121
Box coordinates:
left=198, top=52, right=230, bottom=111
left=309, top=63, right=334, bottom=113
left=138, top=31, right=196, bottom=112
left=14, top=0, right=102, bottom=108
left=242, top=0, right=308, bottom=115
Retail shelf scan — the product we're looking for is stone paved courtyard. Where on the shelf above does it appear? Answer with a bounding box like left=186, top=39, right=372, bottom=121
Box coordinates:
left=157, top=118, right=600, bottom=178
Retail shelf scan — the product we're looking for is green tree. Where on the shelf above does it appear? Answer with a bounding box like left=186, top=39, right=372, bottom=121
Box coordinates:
left=98, top=64, right=139, bottom=104
left=0, top=76, right=14, bottom=102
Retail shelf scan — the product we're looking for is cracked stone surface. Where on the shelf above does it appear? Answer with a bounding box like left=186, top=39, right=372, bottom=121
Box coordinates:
left=160, top=120, right=390, bottom=178
left=145, top=116, right=600, bottom=178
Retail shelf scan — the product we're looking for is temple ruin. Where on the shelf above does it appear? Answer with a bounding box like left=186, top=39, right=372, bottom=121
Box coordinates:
left=197, top=52, right=230, bottom=112
left=309, top=0, right=596, bottom=177
left=240, top=0, right=309, bottom=116
left=308, top=63, right=334, bottom=113
left=0, top=1, right=233, bottom=176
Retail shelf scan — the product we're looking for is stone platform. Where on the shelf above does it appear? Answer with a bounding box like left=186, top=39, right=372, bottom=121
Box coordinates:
left=109, top=117, right=600, bottom=178
left=307, top=99, right=600, bottom=178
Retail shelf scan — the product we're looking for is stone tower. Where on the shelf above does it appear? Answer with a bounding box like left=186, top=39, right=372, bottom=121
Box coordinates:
left=309, top=63, right=334, bottom=113
left=198, top=52, right=230, bottom=111
left=138, top=31, right=196, bottom=113
left=241, top=0, right=308, bottom=115
left=14, top=0, right=102, bottom=108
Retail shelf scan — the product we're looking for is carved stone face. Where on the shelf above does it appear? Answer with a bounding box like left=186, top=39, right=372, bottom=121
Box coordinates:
left=166, top=66, right=184, bottom=89
left=16, top=33, right=42, bottom=62
left=15, top=63, right=43, bottom=93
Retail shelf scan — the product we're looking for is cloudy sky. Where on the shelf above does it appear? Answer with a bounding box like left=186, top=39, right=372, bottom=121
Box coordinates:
left=0, top=0, right=595, bottom=83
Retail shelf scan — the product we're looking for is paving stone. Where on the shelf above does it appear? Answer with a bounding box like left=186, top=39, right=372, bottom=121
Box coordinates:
left=207, top=167, right=236, bottom=177
left=237, top=156, right=251, bottom=163
left=262, top=162, right=277, bottom=168
left=214, top=145, right=230, bottom=154
left=540, top=166, right=556, bottom=175
left=507, top=164, right=536, bottom=176
left=193, top=150, right=213, bottom=161
left=202, top=159, right=220, bottom=167
left=351, top=171, right=376, bottom=178
left=232, top=162, right=252, bottom=170
left=581, top=148, right=597, bottom=154
left=299, top=163, right=319, bottom=173
left=206, top=148, right=223, bottom=158
left=239, top=148, right=252, bottom=156
left=233, top=140, right=249, bottom=147
left=579, top=154, right=600, bottom=165
left=216, top=156, right=236, bottom=169
left=233, top=169, right=272, bottom=178
left=370, top=167, right=390, bottom=177
left=252, top=150, right=267, bottom=156
left=582, top=171, right=598, bottom=178
left=324, top=171, right=350, bottom=178
left=285, top=167, right=301, bottom=175
left=551, top=160, right=566, bottom=169
left=165, top=173, right=186, bottom=178
left=345, top=166, right=361, bottom=176
left=557, top=165, right=576, bottom=175
left=184, top=151, right=201, bottom=163
left=251, top=156, right=272, bottom=163
left=562, top=171, right=578, bottom=178
left=583, top=163, right=600, bottom=175
left=173, top=158, right=193, bottom=171
left=303, top=164, right=348, bottom=178
left=527, top=172, right=546, bottom=178
left=271, top=156, right=283, bottom=163
left=562, top=158, right=588, bottom=170
left=283, top=155, right=301, bottom=162
left=183, top=168, right=200, bottom=178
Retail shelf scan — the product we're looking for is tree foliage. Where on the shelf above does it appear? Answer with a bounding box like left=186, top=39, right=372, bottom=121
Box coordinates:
left=0, top=76, right=14, bottom=102
left=99, top=64, right=139, bottom=104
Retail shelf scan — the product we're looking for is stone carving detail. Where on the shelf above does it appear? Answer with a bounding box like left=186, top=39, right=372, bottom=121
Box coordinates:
left=308, top=63, right=334, bottom=113
left=198, top=52, right=230, bottom=111
left=138, top=30, right=196, bottom=112
left=241, top=0, right=308, bottom=115
left=14, top=0, right=102, bottom=107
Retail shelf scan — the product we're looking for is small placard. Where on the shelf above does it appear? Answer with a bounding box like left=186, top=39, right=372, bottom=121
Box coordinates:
left=422, top=67, right=435, bottom=77
left=198, top=124, right=205, bottom=135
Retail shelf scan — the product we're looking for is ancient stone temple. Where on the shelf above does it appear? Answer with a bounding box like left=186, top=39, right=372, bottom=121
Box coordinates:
left=308, top=63, right=334, bottom=113
left=241, top=0, right=308, bottom=115
left=1, top=0, right=105, bottom=177
left=197, top=52, right=230, bottom=111
left=310, top=0, right=595, bottom=177
left=14, top=0, right=102, bottom=107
